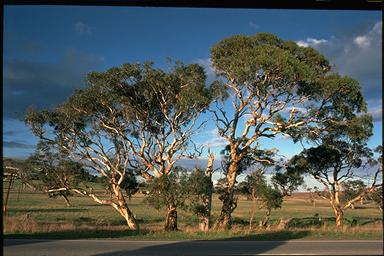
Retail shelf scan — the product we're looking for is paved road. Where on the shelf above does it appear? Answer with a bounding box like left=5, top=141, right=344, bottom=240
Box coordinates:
left=4, top=239, right=383, bottom=255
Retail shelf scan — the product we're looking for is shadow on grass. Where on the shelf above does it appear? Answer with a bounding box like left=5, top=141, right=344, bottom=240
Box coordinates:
left=344, top=217, right=383, bottom=226
left=9, top=208, right=87, bottom=213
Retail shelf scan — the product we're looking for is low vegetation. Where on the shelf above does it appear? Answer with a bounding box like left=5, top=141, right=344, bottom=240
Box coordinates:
left=3, top=180, right=382, bottom=240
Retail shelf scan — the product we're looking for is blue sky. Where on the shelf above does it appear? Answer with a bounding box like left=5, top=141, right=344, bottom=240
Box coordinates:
left=3, top=6, right=382, bottom=174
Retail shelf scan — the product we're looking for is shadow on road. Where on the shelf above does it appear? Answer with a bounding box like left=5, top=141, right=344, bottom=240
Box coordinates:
left=3, top=229, right=143, bottom=240
left=93, top=230, right=310, bottom=256
left=4, top=239, right=55, bottom=247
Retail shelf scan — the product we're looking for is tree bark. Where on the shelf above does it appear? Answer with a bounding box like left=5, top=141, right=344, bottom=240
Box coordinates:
left=164, top=203, right=178, bottom=231
left=112, top=185, right=139, bottom=231
left=334, top=206, right=344, bottom=228
left=61, top=194, right=72, bottom=207
left=199, top=150, right=214, bottom=232
left=333, top=182, right=344, bottom=228
left=215, top=161, right=238, bottom=230
left=259, top=208, right=271, bottom=228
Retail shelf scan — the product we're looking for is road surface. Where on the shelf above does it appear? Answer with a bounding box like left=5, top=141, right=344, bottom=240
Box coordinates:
left=4, top=239, right=383, bottom=255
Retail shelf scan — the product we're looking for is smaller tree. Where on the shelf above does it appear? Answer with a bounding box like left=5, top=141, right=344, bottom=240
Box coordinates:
left=342, top=180, right=366, bottom=209
left=272, top=162, right=304, bottom=197
left=185, top=168, right=213, bottom=231
left=244, top=169, right=283, bottom=229
left=120, top=173, right=140, bottom=200
left=143, top=167, right=189, bottom=231
left=288, top=143, right=381, bottom=227
left=25, top=141, right=91, bottom=207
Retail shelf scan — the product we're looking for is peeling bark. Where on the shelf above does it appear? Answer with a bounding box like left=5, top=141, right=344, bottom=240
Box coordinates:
left=334, top=206, right=344, bottom=228
left=164, top=203, right=178, bottom=231
left=61, top=194, right=72, bottom=207
left=199, top=150, right=214, bottom=231
left=259, top=208, right=271, bottom=228
left=215, top=161, right=238, bottom=230
left=111, top=184, right=139, bottom=231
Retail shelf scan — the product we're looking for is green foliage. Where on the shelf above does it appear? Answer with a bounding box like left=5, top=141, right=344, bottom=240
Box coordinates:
left=220, top=145, right=275, bottom=176
left=99, top=172, right=140, bottom=200
left=272, top=165, right=304, bottom=196
left=143, top=167, right=189, bottom=211
left=120, top=173, right=140, bottom=200
left=342, top=180, right=366, bottom=203
left=211, top=32, right=329, bottom=92
left=244, top=170, right=283, bottom=211
left=185, top=168, right=213, bottom=217
left=25, top=141, right=90, bottom=199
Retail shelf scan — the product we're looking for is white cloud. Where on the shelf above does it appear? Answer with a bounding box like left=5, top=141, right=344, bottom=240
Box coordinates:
left=354, top=36, right=370, bottom=49
left=354, top=21, right=382, bottom=50
left=248, top=21, right=259, bottom=30
left=75, top=21, right=92, bottom=35
left=296, top=38, right=328, bottom=48
left=200, top=128, right=228, bottom=148
left=194, top=58, right=217, bottom=84
left=296, top=41, right=309, bottom=47
left=296, top=21, right=381, bottom=105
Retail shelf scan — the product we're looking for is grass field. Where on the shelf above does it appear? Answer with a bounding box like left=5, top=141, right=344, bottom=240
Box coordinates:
left=3, top=180, right=383, bottom=240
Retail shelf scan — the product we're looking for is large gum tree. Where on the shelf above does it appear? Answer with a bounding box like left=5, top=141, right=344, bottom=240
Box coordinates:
left=96, top=61, right=215, bottom=231
left=25, top=61, right=215, bottom=231
left=25, top=68, right=141, bottom=230
left=209, top=32, right=358, bottom=230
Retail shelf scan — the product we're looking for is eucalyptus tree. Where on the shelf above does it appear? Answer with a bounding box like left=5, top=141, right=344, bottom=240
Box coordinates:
left=143, top=167, right=190, bottom=231
left=100, top=61, right=214, bottom=230
left=209, top=32, right=334, bottom=229
left=185, top=153, right=214, bottom=231
left=286, top=112, right=382, bottom=227
left=284, top=65, right=380, bottom=227
left=25, top=61, right=215, bottom=231
left=25, top=74, right=140, bottom=230
left=288, top=143, right=381, bottom=227
left=272, top=161, right=304, bottom=197
left=243, top=169, right=283, bottom=229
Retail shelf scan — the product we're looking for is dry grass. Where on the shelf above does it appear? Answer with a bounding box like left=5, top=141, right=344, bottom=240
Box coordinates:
left=3, top=181, right=383, bottom=239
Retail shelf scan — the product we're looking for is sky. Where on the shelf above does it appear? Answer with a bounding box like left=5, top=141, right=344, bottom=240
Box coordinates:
left=3, top=7, right=382, bottom=186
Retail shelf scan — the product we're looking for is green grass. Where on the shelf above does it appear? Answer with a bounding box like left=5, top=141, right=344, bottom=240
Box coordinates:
left=3, top=180, right=383, bottom=240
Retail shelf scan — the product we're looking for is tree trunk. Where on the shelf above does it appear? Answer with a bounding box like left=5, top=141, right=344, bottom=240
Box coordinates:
left=334, top=206, right=344, bottom=228
left=259, top=208, right=271, bottom=228
left=62, top=194, right=72, bottom=207
left=215, top=161, right=238, bottom=230
left=360, top=196, right=364, bottom=206
left=248, top=194, right=257, bottom=231
left=164, top=203, right=178, bottom=231
left=199, top=150, right=214, bottom=232
left=333, top=182, right=344, bottom=228
left=112, top=185, right=139, bottom=231
left=199, top=193, right=211, bottom=231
